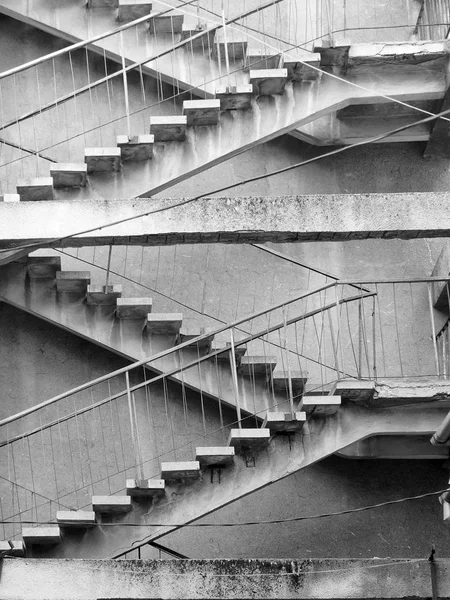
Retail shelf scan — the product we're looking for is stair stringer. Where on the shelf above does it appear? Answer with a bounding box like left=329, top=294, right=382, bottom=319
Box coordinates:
left=0, top=260, right=295, bottom=416
left=31, top=402, right=448, bottom=559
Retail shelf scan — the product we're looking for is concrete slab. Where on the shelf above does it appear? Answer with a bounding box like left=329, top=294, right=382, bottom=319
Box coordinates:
left=56, top=511, right=96, bottom=528
left=271, top=370, right=308, bottom=393
left=250, top=69, right=288, bottom=95
left=239, top=356, right=278, bottom=376
left=16, top=177, right=54, bottom=201
left=195, top=446, right=235, bottom=466
left=84, top=148, right=121, bottom=173
left=0, top=194, right=20, bottom=202
left=181, top=24, right=215, bottom=50
left=302, top=395, right=342, bottom=415
left=148, top=12, right=183, bottom=34
left=146, top=313, right=183, bottom=334
left=0, top=540, right=24, bottom=556
left=149, top=116, right=187, bottom=141
left=160, top=461, right=200, bottom=480
left=116, top=135, right=154, bottom=161
left=27, top=256, right=61, bottom=279
left=116, top=297, right=153, bottom=319
left=228, top=428, right=271, bottom=449
left=50, top=163, right=88, bottom=188
left=284, top=52, right=321, bottom=81
left=215, top=85, right=253, bottom=110
left=22, top=526, right=61, bottom=546
left=263, top=411, right=306, bottom=432
left=182, top=99, right=221, bottom=126
left=245, top=48, right=283, bottom=71
left=126, top=478, right=165, bottom=497
left=56, top=271, right=91, bottom=293
left=88, top=0, right=119, bottom=6
left=87, top=284, right=122, bottom=305
left=92, top=496, right=132, bottom=514
left=117, top=0, right=152, bottom=22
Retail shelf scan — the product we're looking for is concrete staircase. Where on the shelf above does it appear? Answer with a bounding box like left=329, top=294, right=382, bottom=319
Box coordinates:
left=6, top=393, right=448, bottom=559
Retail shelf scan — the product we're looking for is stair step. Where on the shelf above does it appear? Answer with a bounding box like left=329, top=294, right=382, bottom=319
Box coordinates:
left=16, top=177, right=54, bottom=201
left=178, top=326, right=214, bottom=349
left=126, top=478, right=165, bottom=497
left=228, top=428, right=271, bottom=448
left=118, top=0, right=152, bottom=22
left=56, top=510, right=96, bottom=528
left=209, top=343, right=247, bottom=364
left=250, top=69, right=288, bottom=95
left=148, top=12, right=184, bottom=34
left=284, top=51, right=321, bottom=81
left=116, top=297, right=153, bottom=319
left=239, top=356, right=277, bottom=376
left=302, top=395, right=341, bottom=415
left=146, top=313, right=183, bottom=334
left=27, top=256, right=61, bottom=279
left=215, top=84, right=253, bottom=110
left=116, top=134, right=154, bottom=161
left=56, top=271, right=91, bottom=293
left=195, top=446, right=235, bottom=466
left=181, top=24, right=215, bottom=49
left=0, top=194, right=20, bottom=202
left=149, top=116, right=187, bottom=141
left=271, top=370, right=308, bottom=393
left=334, top=380, right=375, bottom=402
left=87, top=284, right=123, bottom=306
left=213, top=37, right=248, bottom=60
left=22, top=526, right=61, bottom=546
left=84, top=148, right=121, bottom=173
left=160, top=461, right=200, bottom=480
left=92, top=495, right=132, bottom=514
left=263, top=411, right=307, bottom=432
left=88, top=0, right=119, bottom=6
left=245, top=48, right=283, bottom=71
left=443, top=500, right=450, bottom=525
left=0, top=540, right=25, bottom=556
left=182, top=99, right=221, bottom=126
left=50, top=163, right=88, bottom=188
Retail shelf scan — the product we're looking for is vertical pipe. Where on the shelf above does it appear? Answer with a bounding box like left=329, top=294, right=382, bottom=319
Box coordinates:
left=427, top=283, right=440, bottom=377
left=229, top=330, right=242, bottom=428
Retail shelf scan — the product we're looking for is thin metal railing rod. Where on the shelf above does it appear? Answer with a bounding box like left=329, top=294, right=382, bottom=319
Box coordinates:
left=427, top=283, right=440, bottom=377
left=228, top=330, right=242, bottom=427
left=0, top=290, right=376, bottom=448
left=0, top=282, right=338, bottom=427
left=339, top=277, right=450, bottom=285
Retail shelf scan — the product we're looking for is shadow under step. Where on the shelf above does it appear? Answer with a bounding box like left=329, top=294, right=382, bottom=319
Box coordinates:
left=87, top=284, right=123, bottom=306
left=239, top=356, right=277, bottom=376
left=146, top=313, right=183, bottom=334
left=56, top=510, right=96, bottom=528
left=84, top=148, right=121, bottom=173
left=56, top=271, right=91, bottom=294
left=272, top=370, right=308, bottom=393
left=244, top=48, right=283, bottom=71
left=302, top=396, right=341, bottom=415
left=250, top=68, right=288, bottom=95
left=27, top=255, right=61, bottom=279
left=22, top=526, right=61, bottom=546
left=92, top=496, right=132, bottom=514
left=148, top=12, right=184, bottom=34
left=117, top=134, right=154, bottom=161
left=263, top=411, right=307, bottom=432
left=215, top=84, right=253, bottom=110
left=160, top=461, right=200, bottom=481
left=50, top=163, right=87, bottom=188
left=195, top=446, right=235, bottom=466
left=116, top=297, right=153, bottom=319
left=149, top=116, right=187, bottom=141
left=178, top=325, right=214, bottom=350
left=118, top=0, right=152, bottom=22
left=16, top=177, right=54, bottom=201
left=183, top=99, right=221, bottom=126
left=126, top=478, right=165, bottom=497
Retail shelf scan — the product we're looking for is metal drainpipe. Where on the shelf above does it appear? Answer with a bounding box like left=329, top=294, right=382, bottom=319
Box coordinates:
left=430, top=411, right=450, bottom=446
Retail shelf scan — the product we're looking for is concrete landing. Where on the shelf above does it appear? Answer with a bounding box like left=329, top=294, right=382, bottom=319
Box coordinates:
left=92, top=496, right=132, bottom=513
left=195, top=446, right=235, bottom=466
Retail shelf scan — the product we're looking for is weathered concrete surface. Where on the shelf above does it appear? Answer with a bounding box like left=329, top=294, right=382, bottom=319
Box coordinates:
left=0, top=557, right=447, bottom=600
left=424, top=84, right=450, bottom=158
left=4, top=193, right=450, bottom=249
left=336, top=378, right=450, bottom=407
left=348, top=41, right=450, bottom=67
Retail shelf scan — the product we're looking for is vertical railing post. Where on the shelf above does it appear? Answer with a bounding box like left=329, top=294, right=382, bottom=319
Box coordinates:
left=282, top=306, right=295, bottom=419
left=105, top=245, right=112, bottom=292
left=427, top=283, right=440, bottom=378
left=229, top=330, right=242, bottom=428
left=372, top=295, right=377, bottom=381
left=119, top=31, right=131, bottom=138
left=335, top=284, right=343, bottom=382
left=125, top=371, right=144, bottom=481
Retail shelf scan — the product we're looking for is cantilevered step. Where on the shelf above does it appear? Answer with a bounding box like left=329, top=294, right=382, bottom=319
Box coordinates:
left=160, top=461, right=200, bottom=481
left=116, top=135, right=154, bottom=161
left=182, top=100, right=220, bottom=126
left=178, top=325, right=214, bottom=350
left=263, top=411, right=306, bottom=432
left=209, top=343, right=247, bottom=365
left=56, top=510, right=96, bottom=528
left=239, top=356, right=277, bottom=376
left=0, top=194, right=20, bottom=202
left=16, top=177, right=54, bottom=201
left=116, top=297, right=153, bottom=319
left=148, top=12, right=184, bottom=33
left=215, top=85, right=253, bottom=110
left=213, top=35, right=248, bottom=60
left=22, top=526, right=61, bottom=546
left=88, top=0, right=119, bottom=6
left=27, top=256, right=61, bottom=279
left=149, top=116, right=187, bottom=141
left=50, top=163, right=87, bottom=188
left=0, top=540, right=25, bottom=556
left=245, top=48, right=283, bottom=71
left=181, top=24, right=214, bottom=49
left=117, top=0, right=152, bottom=22
left=146, top=313, right=183, bottom=334
left=84, top=148, right=121, bottom=173
left=87, top=284, right=122, bottom=306
left=284, top=51, right=321, bottom=81
left=126, top=478, right=165, bottom=497
left=250, top=69, right=288, bottom=95
left=302, top=396, right=341, bottom=415
left=92, top=496, right=132, bottom=514
left=195, top=446, right=235, bottom=466
left=271, top=370, right=308, bottom=394
left=228, top=428, right=271, bottom=449
left=56, top=271, right=91, bottom=293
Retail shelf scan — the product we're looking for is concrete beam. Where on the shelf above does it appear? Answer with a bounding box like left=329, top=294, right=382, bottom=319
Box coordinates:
left=3, top=193, right=450, bottom=249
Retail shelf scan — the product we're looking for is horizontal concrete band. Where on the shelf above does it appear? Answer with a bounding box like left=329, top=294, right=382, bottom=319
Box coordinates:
left=0, top=558, right=443, bottom=599
left=1, top=193, right=450, bottom=248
